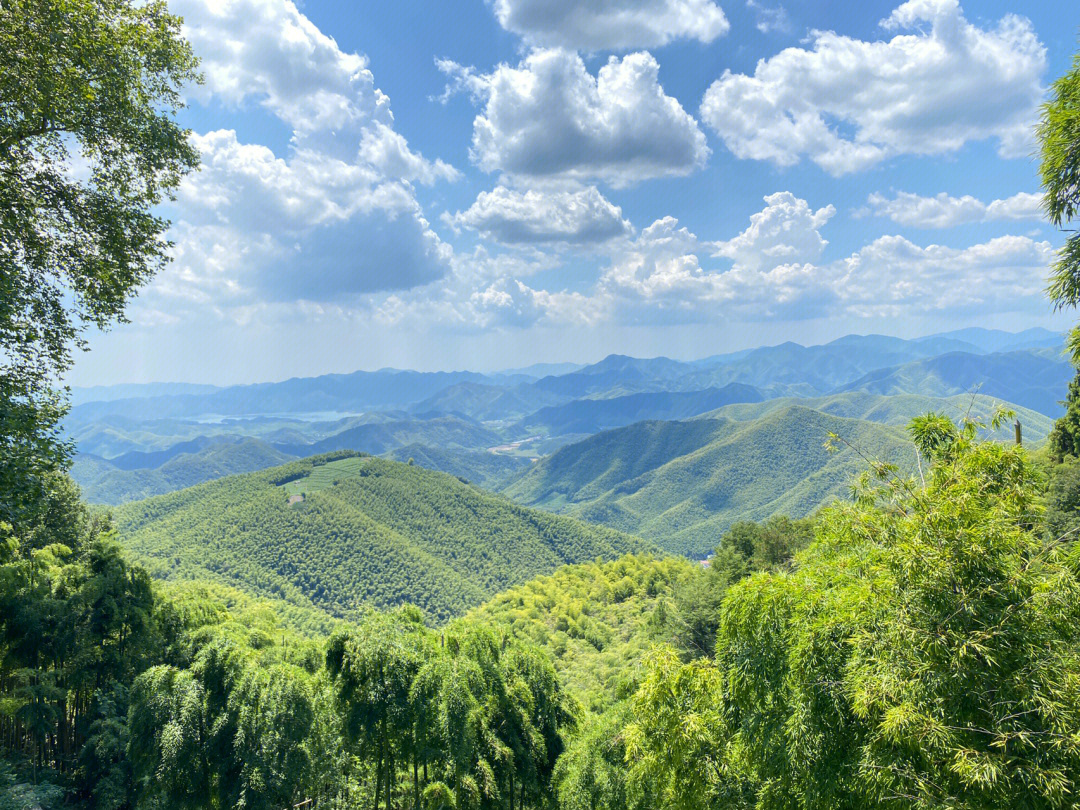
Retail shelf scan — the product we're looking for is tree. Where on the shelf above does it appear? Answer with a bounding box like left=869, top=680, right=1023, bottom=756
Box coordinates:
left=0, top=0, right=199, bottom=525
left=1040, top=49, right=1080, bottom=361
left=626, top=417, right=1080, bottom=810
left=1048, top=369, right=1080, bottom=460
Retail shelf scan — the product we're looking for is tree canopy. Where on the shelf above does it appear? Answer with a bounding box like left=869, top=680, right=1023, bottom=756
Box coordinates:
left=0, top=0, right=199, bottom=525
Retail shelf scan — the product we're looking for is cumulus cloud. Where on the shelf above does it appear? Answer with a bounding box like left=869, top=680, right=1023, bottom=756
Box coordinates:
left=489, top=0, right=729, bottom=50
left=169, top=133, right=450, bottom=302
left=831, top=233, right=1053, bottom=316
left=176, top=0, right=389, bottom=145
left=712, top=191, right=835, bottom=270
left=152, top=0, right=457, bottom=311
left=511, top=192, right=1051, bottom=327
left=699, top=0, right=1046, bottom=174
left=440, top=49, right=709, bottom=186
left=864, top=190, right=1043, bottom=228
left=445, top=185, right=633, bottom=246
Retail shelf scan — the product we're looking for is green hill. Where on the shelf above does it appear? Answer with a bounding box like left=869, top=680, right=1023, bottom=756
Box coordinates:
left=502, top=406, right=912, bottom=556
left=701, top=391, right=1054, bottom=444
left=383, top=443, right=532, bottom=487
left=838, top=349, right=1071, bottom=416
left=112, top=452, right=647, bottom=623
left=72, top=438, right=297, bottom=504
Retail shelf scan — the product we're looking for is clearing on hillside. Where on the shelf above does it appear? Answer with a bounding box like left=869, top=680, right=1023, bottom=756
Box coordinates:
left=280, top=455, right=370, bottom=496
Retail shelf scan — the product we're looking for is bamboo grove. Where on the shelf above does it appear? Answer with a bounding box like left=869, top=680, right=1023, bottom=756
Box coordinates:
left=0, top=479, right=573, bottom=809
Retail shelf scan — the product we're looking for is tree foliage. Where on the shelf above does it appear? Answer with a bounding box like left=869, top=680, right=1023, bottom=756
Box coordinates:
left=622, top=417, right=1080, bottom=810
left=113, top=453, right=647, bottom=627
left=0, top=0, right=199, bottom=525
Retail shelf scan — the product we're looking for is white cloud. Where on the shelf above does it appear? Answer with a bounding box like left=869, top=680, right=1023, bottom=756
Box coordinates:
left=489, top=0, right=729, bottom=50
left=445, top=185, right=633, bottom=245
left=510, top=192, right=1053, bottom=327
left=712, top=191, right=835, bottom=270
left=440, top=49, right=709, bottom=186
left=746, top=0, right=790, bottom=34
left=700, top=0, right=1046, bottom=174
left=865, top=190, right=1043, bottom=228
left=151, top=0, right=457, bottom=311
left=176, top=0, right=389, bottom=145
left=832, top=234, right=1053, bottom=316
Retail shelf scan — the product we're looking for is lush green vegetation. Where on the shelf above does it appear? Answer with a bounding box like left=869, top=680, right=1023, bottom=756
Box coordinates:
left=706, top=390, right=1055, bottom=444
left=0, top=0, right=198, bottom=527
left=384, top=444, right=532, bottom=488
left=112, top=452, right=648, bottom=627
left=836, top=348, right=1071, bottom=417
left=71, top=439, right=297, bottom=504
left=4, top=6, right=1080, bottom=809
left=468, top=556, right=697, bottom=712
left=605, top=418, right=1080, bottom=810
left=0, top=481, right=574, bottom=809
left=503, top=406, right=912, bottom=556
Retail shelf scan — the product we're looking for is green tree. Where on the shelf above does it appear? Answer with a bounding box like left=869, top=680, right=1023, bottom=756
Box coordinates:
left=1048, top=370, right=1080, bottom=460
left=1041, top=49, right=1080, bottom=358
left=0, top=0, right=199, bottom=525
left=627, top=417, right=1080, bottom=809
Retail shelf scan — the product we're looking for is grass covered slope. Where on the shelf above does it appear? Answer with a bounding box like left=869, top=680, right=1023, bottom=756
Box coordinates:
left=113, top=452, right=647, bottom=623
left=503, top=406, right=911, bottom=556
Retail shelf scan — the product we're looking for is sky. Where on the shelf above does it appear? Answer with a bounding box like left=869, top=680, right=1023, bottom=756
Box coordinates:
left=71, top=0, right=1080, bottom=385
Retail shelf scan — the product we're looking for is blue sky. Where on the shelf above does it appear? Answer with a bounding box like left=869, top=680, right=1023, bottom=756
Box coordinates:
left=72, top=0, right=1080, bottom=385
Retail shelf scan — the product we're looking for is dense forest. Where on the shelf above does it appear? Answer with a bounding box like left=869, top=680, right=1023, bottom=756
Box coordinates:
left=111, top=452, right=647, bottom=627
left=503, top=406, right=911, bottom=556
left=5, top=2, right=1080, bottom=810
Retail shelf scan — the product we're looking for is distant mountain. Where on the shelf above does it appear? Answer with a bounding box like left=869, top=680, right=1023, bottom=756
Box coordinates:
left=70, top=381, right=221, bottom=407
left=531, top=355, right=693, bottom=398
left=497, top=362, right=586, bottom=378
left=383, top=443, right=532, bottom=487
left=700, top=391, right=1055, bottom=444
left=502, top=407, right=912, bottom=557
left=105, top=435, right=246, bottom=470
left=72, top=438, right=297, bottom=504
left=520, top=384, right=764, bottom=436
left=277, top=414, right=502, bottom=457
left=837, top=349, right=1073, bottom=417
left=114, top=453, right=648, bottom=622
left=687, top=334, right=982, bottom=394
left=926, top=327, right=1063, bottom=353
left=68, top=368, right=504, bottom=421
left=411, top=381, right=565, bottom=422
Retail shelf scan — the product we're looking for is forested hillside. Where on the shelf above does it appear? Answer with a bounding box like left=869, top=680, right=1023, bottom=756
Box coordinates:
left=112, top=453, right=648, bottom=624
left=839, top=349, right=1072, bottom=415
left=503, top=406, right=912, bottom=556
left=383, top=443, right=532, bottom=487
left=703, top=390, right=1055, bottom=442
left=518, top=384, right=763, bottom=435
left=469, top=555, right=698, bottom=710
left=72, top=438, right=297, bottom=503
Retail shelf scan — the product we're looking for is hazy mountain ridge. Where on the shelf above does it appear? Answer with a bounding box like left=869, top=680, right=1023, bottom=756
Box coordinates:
left=837, top=349, right=1071, bottom=415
